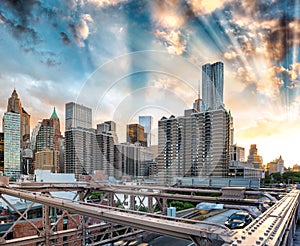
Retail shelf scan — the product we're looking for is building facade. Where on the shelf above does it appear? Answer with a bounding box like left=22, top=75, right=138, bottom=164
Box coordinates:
left=65, top=128, right=98, bottom=178
left=139, top=116, right=153, bottom=147
left=114, top=143, right=154, bottom=179
left=35, top=149, right=60, bottom=172
left=247, top=144, right=263, bottom=169
left=230, top=145, right=245, bottom=163
left=65, top=102, right=97, bottom=179
left=34, top=108, right=63, bottom=173
left=96, top=131, right=114, bottom=177
left=127, top=124, right=146, bottom=147
left=0, top=133, right=4, bottom=173
left=157, top=61, right=230, bottom=185
left=202, top=62, right=224, bottom=111
left=3, top=112, right=21, bottom=178
left=65, top=102, right=92, bottom=130
left=265, top=156, right=284, bottom=175
left=157, top=108, right=230, bottom=184
left=6, top=89, right=30, bottom=148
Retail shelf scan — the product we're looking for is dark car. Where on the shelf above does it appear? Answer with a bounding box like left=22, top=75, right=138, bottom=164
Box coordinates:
left=224, top=211, right=253, bottom=229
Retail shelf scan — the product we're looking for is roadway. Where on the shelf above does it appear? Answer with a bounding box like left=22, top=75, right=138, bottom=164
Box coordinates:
left=147, top=209, right=241, bottom=246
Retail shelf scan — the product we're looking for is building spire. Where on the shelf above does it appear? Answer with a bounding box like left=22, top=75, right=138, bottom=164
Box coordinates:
left=51, top=106, right=58, bottom=119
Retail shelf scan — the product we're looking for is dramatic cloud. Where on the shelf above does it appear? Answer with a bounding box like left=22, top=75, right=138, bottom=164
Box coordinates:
left=151, top=0, right=188, bottom=55
left=70, top=14, right=94, bottom=46
left=187, top=0, right=232, bottom=15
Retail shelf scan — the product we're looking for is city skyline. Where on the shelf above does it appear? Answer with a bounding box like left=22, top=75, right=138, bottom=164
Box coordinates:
left=0, top=1, right=299, bottom=166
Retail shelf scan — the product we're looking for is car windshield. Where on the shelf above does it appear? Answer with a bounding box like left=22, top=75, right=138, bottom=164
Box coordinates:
left=229, top=214, right=246, bottom=220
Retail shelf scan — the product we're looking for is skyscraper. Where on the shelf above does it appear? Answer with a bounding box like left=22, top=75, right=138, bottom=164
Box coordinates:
left=65, top=102, right=92, bottom=130
left=65, top=102, right=97, bottom=179
left=139, top=116, right=152, bottom=147
left=3, top=112, right=21, bottom=178
left=247, top=144, right=263, bottom=169
left=157, top=61, right=230, bottom=184
left=202, top=62, right=224, bottom=111
left=34, top=107, right=63, bottom=173
left=157, top=109, right=230, bottom=184
left=0, top=133, right=4, bottom=173
left=127, top=124, right=146, bottom=147
left=65, top=128, right=98, bottom=177
left=36, top=119, right=54, bottom=152
left=7, top=89, right=30, bottom=148
left=114, top=143, right=154, bottom=178
left=96, top=129, right=114, bottom=177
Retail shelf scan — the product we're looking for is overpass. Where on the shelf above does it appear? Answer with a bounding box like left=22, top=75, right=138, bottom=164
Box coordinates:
left=0, top=183, right=297, bottom=245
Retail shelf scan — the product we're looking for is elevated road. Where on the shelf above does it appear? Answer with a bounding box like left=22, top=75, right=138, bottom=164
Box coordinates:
left=0, top=187, right=233, bottom=245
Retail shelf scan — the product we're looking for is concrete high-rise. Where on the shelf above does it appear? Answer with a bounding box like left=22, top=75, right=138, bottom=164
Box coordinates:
left=7, top=89, right=30, bottom=148
left=65, top=102, right=92, bottom=130
left=202, top=62, right=224, bottom=111
left=97, top=121, right=118, bottom=144
left=114, top=143, right=154, bottom=178
left=3, top=112, right=21, bottom=178
left=65, top=128, right=98, bottom=178
left=157, top=61, right=230, bottom=185
left=65, top=102, right=97, bottom=179
left=157, top=109, right=230, bottom=184
left=96, top=125, right=114, bottom=177
left=0, top=133, right=4, bottom=173
left=139, top=116, right=152, bottom=147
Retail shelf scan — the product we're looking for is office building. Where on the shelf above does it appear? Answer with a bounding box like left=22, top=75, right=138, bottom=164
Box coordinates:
left=21, top=147, right=33, bottom=175
left=35, top=148, right=60, bottom=172
left=65, top=102, right=92, bottom=130
left=96, top=127, right=114, bottom=177
left=127, top=124, right=146, bottom=147
left=3, top=112, right=21, bottom=178
left=50, top=107, right=62, bottom=151
left=31, top=121, right=41, bottom=151
left=265, top=156, right=284, bottom=175
left=6, top=89, right=30, bottom=148
left=0, top=133, right=4, bottom=173
left=157, top=61, right=230, bottom=185
left=97, top=121, right=118, bottom=144
left=139, top=116, right=153, bottom=147
left=202, top=62, right=224, bottom=111
left=36, top=119, right=54, bottom=152
left=247, top=144, right=263, bottom=169
left=65, top=128, right=98, bottom=178
left=35, top=107, right=62, bottom=152
left=114, top=143, right=154, bottom=178
left=230, top=145, right=245, bottom=163
left=65, top=102, right=98, bottom=179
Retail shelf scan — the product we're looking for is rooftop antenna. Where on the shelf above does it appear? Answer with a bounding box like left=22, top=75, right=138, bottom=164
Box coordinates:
left=197, top=79, right=200, bottom=100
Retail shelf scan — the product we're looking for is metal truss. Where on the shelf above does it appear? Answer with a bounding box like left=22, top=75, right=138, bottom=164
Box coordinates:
left=0, top=183, right=298, bottom=246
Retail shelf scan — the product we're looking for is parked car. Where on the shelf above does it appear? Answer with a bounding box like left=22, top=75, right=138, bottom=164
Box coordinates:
left=224, top=211, right=253, bottom=229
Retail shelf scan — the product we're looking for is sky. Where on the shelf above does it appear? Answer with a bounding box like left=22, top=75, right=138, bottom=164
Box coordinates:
left=0, top=0, right=300, bottom=167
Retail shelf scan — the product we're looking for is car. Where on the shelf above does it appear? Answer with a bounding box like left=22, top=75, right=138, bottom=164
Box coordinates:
left=224, top=211, right=253, bottom=229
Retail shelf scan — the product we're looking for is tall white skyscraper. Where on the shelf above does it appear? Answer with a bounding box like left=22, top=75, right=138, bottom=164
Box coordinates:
left=3, top=112, right=21, bottom=178
left=202, top=62, right=224, bottom=111
left=65, top=102, right=96, bottom=179
left=139, top=116, right=152, bottom=147
left=65, top=102, right=92, bottom=130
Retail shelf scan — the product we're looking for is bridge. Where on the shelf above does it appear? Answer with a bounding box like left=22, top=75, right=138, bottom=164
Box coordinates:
left=0, top=182, right=297, bottom=245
